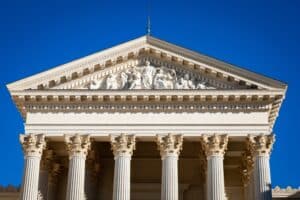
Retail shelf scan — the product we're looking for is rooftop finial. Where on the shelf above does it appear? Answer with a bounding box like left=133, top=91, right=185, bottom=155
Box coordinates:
left=147, top=16, right=151, bottom=36
left=146, top=0, right=151, bottom=36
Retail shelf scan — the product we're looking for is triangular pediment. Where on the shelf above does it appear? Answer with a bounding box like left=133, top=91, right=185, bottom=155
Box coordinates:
left=7, top=35, right=286, bottom=92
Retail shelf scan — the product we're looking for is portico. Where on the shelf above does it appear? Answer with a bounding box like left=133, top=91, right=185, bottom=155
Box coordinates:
left=7, top=35, right=287, bottom=200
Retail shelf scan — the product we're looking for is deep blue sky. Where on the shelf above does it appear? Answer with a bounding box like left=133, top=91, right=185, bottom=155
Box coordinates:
left=0, top=0, right=299, bottom=188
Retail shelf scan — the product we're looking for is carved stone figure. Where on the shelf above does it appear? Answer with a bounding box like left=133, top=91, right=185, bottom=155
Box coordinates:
left=85, top=61, right=214, bottom=90
left=89, top=80, right=103, bottom=90
left=129, top=71, right=143, bottom=89
left=176, top=74, right=195, bottom=89
left=106, top=74, right=119, bottom=89
left=141, top=61, right=156, bottom=89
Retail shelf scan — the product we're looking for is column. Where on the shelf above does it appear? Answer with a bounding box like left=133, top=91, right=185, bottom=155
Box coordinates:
left=19, top=134, right=46, bottom=200
left=65, top=134, right=91, bottom=200
left=201, top=134, right=228, bottom=200
left=248, top=134, right=275, bottom=200
left=157, top=133, right=183, bottom=200
left=47, top=162, right=60, bottom=200
left=110, top=133, right=136, bottom=200
left=38, top=149, right=53, bottom=199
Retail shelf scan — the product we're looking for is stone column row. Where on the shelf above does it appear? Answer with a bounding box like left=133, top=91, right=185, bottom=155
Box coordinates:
left=19, top=133, right=274, bottom=200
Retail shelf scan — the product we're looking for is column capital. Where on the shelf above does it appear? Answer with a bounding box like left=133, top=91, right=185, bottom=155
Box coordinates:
left=157, top=133, right=183, bottom=157
left=19, top=134, right=46, bottom=157
left=65, top=134, right=91, bottom=158
left=247, top=134, right=275, bottom=156
left=201, top=134, right=228, bottom=156
left=110, top=133, right=136, bottom=157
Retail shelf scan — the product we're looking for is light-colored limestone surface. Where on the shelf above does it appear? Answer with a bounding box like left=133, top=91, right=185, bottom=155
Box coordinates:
left=5, top=35, right=297, bottom=200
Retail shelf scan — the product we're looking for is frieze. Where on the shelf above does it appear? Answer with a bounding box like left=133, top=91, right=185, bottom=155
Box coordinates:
left=84, top=60, right=216, bottom=90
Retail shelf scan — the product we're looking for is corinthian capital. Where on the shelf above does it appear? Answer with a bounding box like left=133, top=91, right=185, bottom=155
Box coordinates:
left=110, top=133, right=135, bottom=157
left=247, top=134, right=275, bottom=156
left=65, top=134, right=91, bottom=158
left=201, top=134, right=228, bottom=156
left=19, top=134, right=46, bottom=157
left=157, top=133, right=183, bottom=157
left=110, top=134, right=136, bottom=157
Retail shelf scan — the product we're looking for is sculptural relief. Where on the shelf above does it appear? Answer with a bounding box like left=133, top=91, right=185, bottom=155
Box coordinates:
left=86, top=61, right=214, bottom=90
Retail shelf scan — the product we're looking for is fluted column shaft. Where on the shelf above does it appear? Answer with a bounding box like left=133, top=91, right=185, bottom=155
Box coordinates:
left=162, top=154, right=179, bottom=200
left=65, top=134, right=91, bottom=200
left=254, top=155, right=272, bottom=200
left=113, top=155, right=131, bottom=200
left=19, top=134, right=46, bottom=200
left=67, top=155, right=86, bottom=200
left=111, top=134, right=135, bottom=200
left=201, top=134, right=228, bottom=200
left=207, top=155, right=225, bottom=200
left=157, top=134, right=183, bottom=200
left=248, top=134, right=275, bottom=200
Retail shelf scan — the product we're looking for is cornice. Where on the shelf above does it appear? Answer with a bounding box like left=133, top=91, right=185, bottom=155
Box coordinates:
left=7, top=35, right=287, bottom=92
left=9, top=88, right=285, bottom=97
left=10, top=89, right=284, bottom=130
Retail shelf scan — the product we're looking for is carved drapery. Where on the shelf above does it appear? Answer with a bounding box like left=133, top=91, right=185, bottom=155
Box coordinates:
left=86, top=61, right=214, bottom=90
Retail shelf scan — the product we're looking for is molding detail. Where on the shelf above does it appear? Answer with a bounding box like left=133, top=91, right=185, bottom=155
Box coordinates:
left=247, top=134, right=275, bottom=156
left=84, top=60, right=215, bottom=90
left=110, top=134, right=136, bottom=157
left=65, top=134, right=91, bottom=158
left=157, top=133, right=183, bottom=157
left=24, top=103, right=270, bottom=113
left=19, top=134, right=46, bottom=157
left=201, top=134, right=228, bottom=156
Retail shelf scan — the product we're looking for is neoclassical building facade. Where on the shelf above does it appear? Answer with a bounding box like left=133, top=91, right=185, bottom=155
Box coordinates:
left=7, top=35, right=293, bottom=200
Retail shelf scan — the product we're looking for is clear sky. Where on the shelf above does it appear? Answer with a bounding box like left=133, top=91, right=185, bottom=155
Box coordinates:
left=0, top=0, right=299, bottom=188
